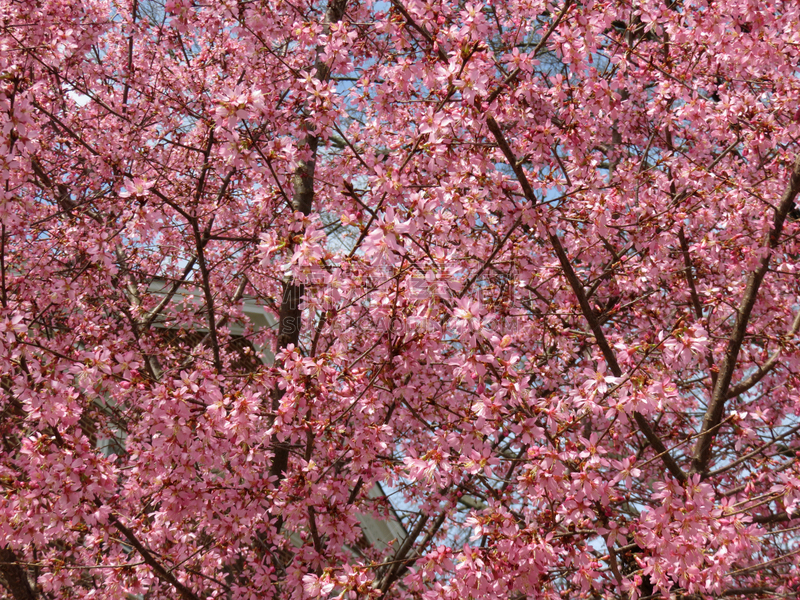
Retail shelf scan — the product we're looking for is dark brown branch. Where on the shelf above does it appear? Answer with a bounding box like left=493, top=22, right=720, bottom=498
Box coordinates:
left=707, top=423, right=800, bottom=477
left=29, top=156, right=73, bottom=213
left=691, top=156, right=800, bottom=476
left=485, top=0, right=573, bottom=106
left=383, top=509, right=448, bottom=593
left=751, top=512, right=791, bottom=524
left=269, top=0, right=349, bottom=483
left=121, top=0, right=138, bottom=111
left=307, top=506, right=324, bottom=555
left=722, top=587, right=776, bottom=597
left=679, top=227, right=718, bottom=391
left=141, top=258, right=198, bottom=328
left=485, top=116, right=538, bottom=201
left=458, top=215, right=522, bottom=300
left=389, top=0, right=449, bottom=62
left=31, top=101, right=100, bottom=157
left=0, top=548, right=37, bottom=600
left=189, top=132, right=223, bottom=371
left=552, top=235, right=687, bottom=482
left=1, top=221, right=7, bottom=309
left=678, top=227, right=703, bottom=320
left=176, top=275, right=249, bottom=373
left=725, top=310, right=800, bottom=400
left=110, top=518, right=201, bottom=600
left=486, top=114, right=686, bottom=482
left=378, top=511, right=431, bottom=595
left=192, top=221, right=222, bottom=371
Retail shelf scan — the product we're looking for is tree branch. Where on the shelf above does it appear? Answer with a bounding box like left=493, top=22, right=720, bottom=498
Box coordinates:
left=269, top=0, right=349, bottom=483
left=0, top=548, right=37, bottom=600
left=485, top=0, right=573, bottom=106
left=725, top=309, right=800, bottom=400
left=141, top=258, right=198, bottom=328
left=486, top=113, right=687, bottom=482
left=110, top=519, right=201, bottom=600
left=679, top=227, right=718, bottom=391
left=691, top=156, right=800, bottom=476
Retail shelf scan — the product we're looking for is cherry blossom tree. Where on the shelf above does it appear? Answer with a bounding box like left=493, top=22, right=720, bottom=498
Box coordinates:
left=2, top=0, right=800, bottom=599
